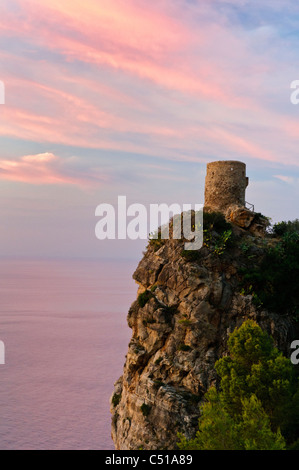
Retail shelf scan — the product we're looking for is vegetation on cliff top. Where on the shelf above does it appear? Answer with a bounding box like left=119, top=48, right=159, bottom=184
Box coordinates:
left=239, top=219, right=299, bottom=319
left=149, top=211, right=299, bottom=320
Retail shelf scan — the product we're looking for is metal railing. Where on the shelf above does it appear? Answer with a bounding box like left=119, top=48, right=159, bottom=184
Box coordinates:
left=245, top=201, right=255, bottom=212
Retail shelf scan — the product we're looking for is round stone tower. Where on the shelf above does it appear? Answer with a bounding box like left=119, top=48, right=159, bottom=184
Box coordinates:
left=204, top=160, right=249, bottom=212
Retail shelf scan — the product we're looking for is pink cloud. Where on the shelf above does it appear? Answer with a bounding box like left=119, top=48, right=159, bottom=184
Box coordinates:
left=0, top=0, right=257, bottom=108
left=0, top=0, right=299, bottom=169
left=212, top=127, right=279, bottom=163
left=0, top=152, right=104, bottom=186
left=1, top=0, right=188, bottom=58
left=273, top=175, right=297, bottom=184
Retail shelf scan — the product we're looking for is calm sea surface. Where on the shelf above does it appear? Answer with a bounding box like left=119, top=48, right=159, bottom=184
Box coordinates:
left=0, top=258, right=138, bottom=450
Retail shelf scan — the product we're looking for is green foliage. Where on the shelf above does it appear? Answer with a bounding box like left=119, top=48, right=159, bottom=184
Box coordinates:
left=178, top=388, right=285, bottom=450
left=202, top=212, right=233, bottom=257
left=178, top=320, right=299, bottom=450
left=150, top=284, right=158, bottom=292
left=157, top=304, right=177, bottom=324
left=213, top=229, right=233, bottom=256
left=178, top=318, right=192, bottom=326
left=203, top=228, right=233, bottom=257
left=239, top=231, right=299, bottom=318
left=181, top=212, right=233, bottom=261
left=180, top=249, right=201, bottom=262
left=177, top=343, right=192, bottom=352
left=203, top=211, right=232, bottom=233
left=141, top=403, right=151, bottom=417
left=271, top=219, right=299, bottom=237
left=137, top=290, right=153, bottom=308
left=148, top=229, right=165, bottom=251
left=239, top=395, right=286, bottom=450
left=215, top=320, right=296, bottom=429
left=111, top=393, right=121, bottom=407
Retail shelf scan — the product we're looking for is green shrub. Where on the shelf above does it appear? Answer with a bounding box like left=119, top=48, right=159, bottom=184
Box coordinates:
left=154, top=357, right=163, bottom=365
left=213, top=229, right=233, bottom=256
left=178, top=318, right=192, bottom=326
left=181, top=249, right=202, bottom=262
left=181, top=214, right=233, bottom=261
left=203, top=211, right=232, bottom=234
left=202, top=212, right=233, bottom=257
left=150, top=284, right=158, bottom=292
left=111, top=393, right=121, bottom=407
left=141, top=403, right=151, bottom=417
left=161, top=305, right=177, bottom=323
left=271, top=219, right=299, bottom=237
left=178, top=390, right=286, bottom=450
left=178, top=320, right=299, bottom=450
left=148, top=230, right=165, bottom=251
left=239, top=231, right=299, bottom=318
left=178, top=343, right=192, bottom=352
left=137, top=290, right=153, bottom=308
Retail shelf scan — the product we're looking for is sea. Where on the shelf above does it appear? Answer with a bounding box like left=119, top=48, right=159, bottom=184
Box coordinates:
left=0, top=258, right=138, bottom=450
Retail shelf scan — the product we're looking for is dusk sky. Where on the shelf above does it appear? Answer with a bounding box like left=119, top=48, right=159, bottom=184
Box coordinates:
left=1, top=0, right=299, bottom=260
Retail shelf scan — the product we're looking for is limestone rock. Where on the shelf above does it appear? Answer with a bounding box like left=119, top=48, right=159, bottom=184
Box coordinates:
left=110, top=215, right=298, bottom=450
left=225, top=204, right=255, bottom=228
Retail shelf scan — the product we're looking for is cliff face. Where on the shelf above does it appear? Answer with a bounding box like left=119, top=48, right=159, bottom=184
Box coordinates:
left=110, top=211, right=298, bottom=450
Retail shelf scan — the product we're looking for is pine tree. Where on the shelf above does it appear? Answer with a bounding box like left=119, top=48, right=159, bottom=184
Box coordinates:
left=178, top=320, right=299, bottom=450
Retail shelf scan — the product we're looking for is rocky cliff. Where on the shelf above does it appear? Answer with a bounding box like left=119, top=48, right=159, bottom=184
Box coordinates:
left=110, top=208, right=298, bottom=450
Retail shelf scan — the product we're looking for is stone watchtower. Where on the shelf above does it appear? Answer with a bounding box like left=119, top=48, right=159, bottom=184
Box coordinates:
left=204, top=160, right=249, bottom=213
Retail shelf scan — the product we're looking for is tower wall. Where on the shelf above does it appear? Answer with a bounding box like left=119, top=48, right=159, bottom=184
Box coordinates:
left=204, top=160, right=248, bottom=212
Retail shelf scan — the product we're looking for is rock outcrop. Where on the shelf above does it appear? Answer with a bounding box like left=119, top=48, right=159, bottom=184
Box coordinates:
left=110, top=211, right=298, bottom=450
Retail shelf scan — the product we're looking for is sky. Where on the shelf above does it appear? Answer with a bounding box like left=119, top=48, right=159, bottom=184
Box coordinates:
left=1, top=0, right=299, bottom=260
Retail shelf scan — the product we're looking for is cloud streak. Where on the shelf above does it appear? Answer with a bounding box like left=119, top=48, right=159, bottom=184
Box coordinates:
left=273, top=175, right=299, bottom=185
left=0, top=152, right=109, bottom=186
left=0, top=0, right=299, bottom=174
left=1, top=0, right=299, bottom=260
